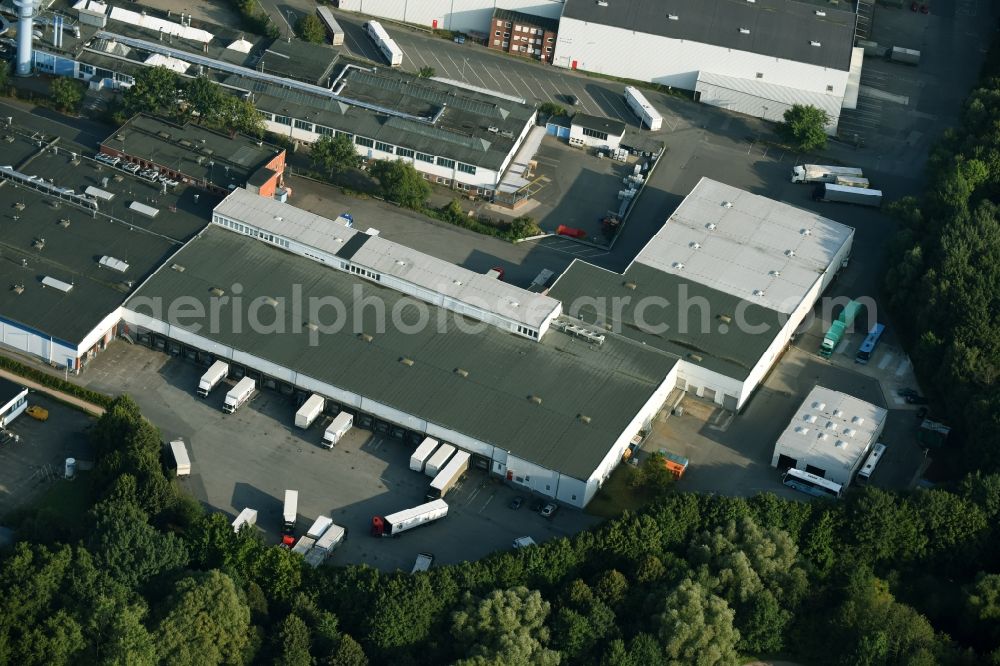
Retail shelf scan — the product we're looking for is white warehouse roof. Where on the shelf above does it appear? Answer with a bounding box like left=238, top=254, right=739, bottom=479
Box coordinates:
left=213, top=189, right=561, bottom=330
left=634, top=178, right=854, bottom=314
left=774, top=386, right=887, bottom=480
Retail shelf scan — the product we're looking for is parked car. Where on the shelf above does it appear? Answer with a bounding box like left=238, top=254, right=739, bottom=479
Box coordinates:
left=509, top=496, right=524, bottom=510
left=905, top=395, right=929, bottom=405
left=565, top=94, right=580, bottom=106
left=453, top=34, right=466, bottom=44
left=540, top=503, right=558, bottom=518
left=26, top=405, right=48, bottom=421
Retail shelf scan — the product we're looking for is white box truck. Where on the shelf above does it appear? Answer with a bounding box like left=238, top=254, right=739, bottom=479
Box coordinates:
left=791, top=164, right=864, bottom=184
left=223, top=376, right=256, bottom=414
left=295, top=394, right=325, bottom=429
left=170, top=439, right=191, bottom=476
left=426, top=450, right=470, bottom=501
left=370, top=499, right=448, bottom=537
left=282, top=489, right=298, bottom=533
left=232, top=508, right=257, bottom=533
left=424, top=443, right=455, bottom=478
left=291, top=536, right=316, bottom=556
left=197, top=360, right=229, bottom=397
left=306, top=515, right=334, bottom=540
left=409, top=437, right=439, bottom=473
left=304, top=523, right=346, bottom=567
left=322, top=412, right=353, bottom=448
left=812, top=183, right=883, bottom=207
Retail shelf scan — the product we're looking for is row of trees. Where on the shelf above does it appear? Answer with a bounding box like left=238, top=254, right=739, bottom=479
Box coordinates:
left=884, top=39, right=1000, bottom=474
left=2, top=395, right=999, bottom=665
left=115, top=66, right=265, bottom=138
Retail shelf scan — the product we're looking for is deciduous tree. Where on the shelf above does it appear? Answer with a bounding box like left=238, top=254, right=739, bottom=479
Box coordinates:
left=310, top=134, right=362, bottom=178
left=657, top=578, right=739, bottom=666
left=777, top=104, right=829, bottom=152
left=451, top=586, right=561, bottom=665
left=368, top=159, right=431, bottom=209
left=296, top=15, right=326, bottom=43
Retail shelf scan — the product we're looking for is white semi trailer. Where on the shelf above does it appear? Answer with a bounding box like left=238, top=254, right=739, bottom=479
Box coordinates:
left=295, top=394, right=325, bottom=429
left=791, top=164, right=864, bottom=184
left=370, top=499, right=448, bottom=537
left=409, top=437, right=439, bottom=473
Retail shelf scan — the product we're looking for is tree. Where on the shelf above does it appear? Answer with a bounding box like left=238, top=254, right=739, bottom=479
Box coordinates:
left=509, top=215, right=541, bottom=240
left=417, top=66, right=436, bottom=78
left=310, top=134, right=362, bottom=178
left=296, top=15, right=326, bottom=43
left=323, top=634, right=368, bottom=666
left=215, top=95, right=265, bottom=137
left=50, top=78, right=83, bottom=113
left=368, top=159, right=431, bottom=209
left=657, top=579, right=740, bottom=666
left=123, top=66, right=180, bottom=115
left=629, top=452, right=675, bottom=497
left=450, top=586, right=561, bottom=665
left=965, top=573, right=1000, bottom=650
left=0, top=61, right=10, bottom=95
left=777, top=104, right=829, bottom=152
left=185, top=75, right=224, bottom=121
left=274, top=613, right=313, bottom=666
left=539, top=102, right=567, bottom=117
left=154, top=570, right=252, bottom=666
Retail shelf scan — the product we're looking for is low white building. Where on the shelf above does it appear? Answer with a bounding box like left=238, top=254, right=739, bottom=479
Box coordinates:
left=552, top=0, right=860, bottom=132
left=0, top=378, right=29, bottom=428
left=569, top=113, right=626, bottom=150
left=336, top=0, right=566, bottom=34
left=771, top=386, right=888, bottom=487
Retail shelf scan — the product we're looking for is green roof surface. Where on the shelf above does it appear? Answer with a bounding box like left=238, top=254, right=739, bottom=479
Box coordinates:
left=548, top=261, right=787, bottom=380
left=128, top=226, right=677, bottom=479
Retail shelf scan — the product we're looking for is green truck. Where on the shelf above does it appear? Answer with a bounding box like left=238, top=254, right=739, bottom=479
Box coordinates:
left=819, top=300, right=864, bottom=358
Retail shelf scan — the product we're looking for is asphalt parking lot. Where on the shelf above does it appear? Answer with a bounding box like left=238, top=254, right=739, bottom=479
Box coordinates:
left=0, top=392, right=93, bottom=518
left=79, top=343, right=599, bottom=572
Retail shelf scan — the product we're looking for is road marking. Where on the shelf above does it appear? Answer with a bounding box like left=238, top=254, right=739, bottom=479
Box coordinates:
left=859, top=86, right=909, bottom=105
left=477, top=492, right=495, bottom=513
left=481, top=66, right=503, bottom=88
left=895, top=357, right=911, bottom=377
left=496, top=67, right=519, bottom=95
left=877, top=351, right=894, bottom=370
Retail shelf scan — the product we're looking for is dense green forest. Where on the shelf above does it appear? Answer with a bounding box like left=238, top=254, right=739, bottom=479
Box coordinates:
left=886, top=40, right=1000, bottom=476
left=2, top=396, right=999, bottom=666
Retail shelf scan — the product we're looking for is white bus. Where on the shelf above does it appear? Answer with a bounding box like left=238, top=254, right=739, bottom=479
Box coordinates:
left=782, top=468, right=844, bottom=499
left=365, top=20, right=403, bottom=67
left=856, top=443, right=886, bottom=484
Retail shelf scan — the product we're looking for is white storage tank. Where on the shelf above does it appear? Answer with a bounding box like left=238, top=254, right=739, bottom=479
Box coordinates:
left=64, top=457, right=76, bottom=479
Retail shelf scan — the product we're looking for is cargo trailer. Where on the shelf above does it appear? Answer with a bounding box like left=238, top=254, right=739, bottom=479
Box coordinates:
left=371, top=499, right=448, bottom=537
left=424, top=443, right=455, bottom=477
left=232, top=508, right=257, bottom=533
left=295, top=394, right=325, bottom=429
left=322, top=412, right=353, bottom=448
left=170, top=439, right=191, bottom=476
left=426, top=450, right=470, bottom=500
left=223, top=376, right=255, bottom=413
left=409, top=437, right=439, bottom=473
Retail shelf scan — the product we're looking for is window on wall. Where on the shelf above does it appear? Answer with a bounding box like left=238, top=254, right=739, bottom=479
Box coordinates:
left=355, top=136, right=374, bottom=148
left=374, top=141, right=394, bottom=153
left=437, top=157, right=455, bottom=169
left=397, top=147, right=414, bottom=158
left=274, top=115, right=291, bottom=126
left=457, top=163, right=476, bottom=175
left=416, top=152, right=434, bottom=163
left=336, top=131, right=354, bottom=140
left=294, top=119, right=313, bottom=131
left=582, top=127, right=609, bottom=140
left=316, top=125, right=334, bottom=136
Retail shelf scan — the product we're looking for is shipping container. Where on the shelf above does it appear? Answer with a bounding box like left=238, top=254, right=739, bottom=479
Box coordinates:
left=295, top=394, right=325, bottom=429
left=409, top=437, right=439, bottom=473
left=424, top=443, right=455, bottom=478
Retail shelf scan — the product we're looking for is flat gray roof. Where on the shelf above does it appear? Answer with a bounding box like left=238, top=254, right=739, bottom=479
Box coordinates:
left=572, top=113, right=626, bottom=137
left=258, top=38, right=340, bottom=86
left=127, top=226, right=676, bottom=479
left=100, top=114, right=284, bottom=191
left=548, top=260, right=784, bottom=381
left=561, top=0, right=856, bottom=71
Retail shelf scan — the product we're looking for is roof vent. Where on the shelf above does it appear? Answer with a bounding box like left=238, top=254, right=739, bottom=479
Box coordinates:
left=528, top=395, right=543, bottom=405
left=59, top=218, right=71, bottom=228
left=578, top=414, right=592, bottom=424
left=815, top=9, right=826, bottom=16
left=739, top=27, right=750, bottom=34
left=453, top=279, right=463, bottom=286
left=359, top=333, right=374, bottom=343
left=454, top=368, right=469, bottom=378
left=795, top=426, right=810, bottom=435
left=722, top=201, right=733, bottom=208
left=817, top=432, right=828, bottom=440
left=11, top=283, right=24, bottom=294
left=804, top=414, right=817, bottom=423
left=785, top=249, right=796, bottom=257
left=844, top=427, right=857, bottom=437
left=171, top=263, right=185, bottom=272
left=596, top=0, right=608, bottom=6
left=706, top=223, right=717, bottom=231
left=624, top=281, right=637, bottom=290
left=718, top=314, right=732, bottom=325
left=41, top=276, right=73, bottom=292
left=673, top=262, right=684, bottom=269
left=690, top=241, right=701, bottom=249
left=813, top=401, right=826, bottom=410
left=688, top=353, right=703, bottom=362
left=210, top=287, right=225, bottom=297
left=769, top=270, right=781, bottom=277
left=832, top=408, right=844, bottom=417
left=835, top=439, right=847, bottom=449
left=753, top=289, right=765, bottom=297
left=801, top=228, right=812, bottom=235
left=852, top=416, right=865, bottom=425
left=399, top=357, right=414, bottom=367
left=667, top=13, right=679, bottom=20
left=810, top=40, right=821, bottom=47
left=33, top=238, right=45, bottom=251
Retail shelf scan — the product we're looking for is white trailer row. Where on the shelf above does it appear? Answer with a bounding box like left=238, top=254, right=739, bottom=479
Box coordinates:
left=624, top=86, right=662, bottom=131
left=304, top=522, right=347, bottom=566
left=427, top=450, right=470, bottom=501
left=365, top=20, right=403, bottom=67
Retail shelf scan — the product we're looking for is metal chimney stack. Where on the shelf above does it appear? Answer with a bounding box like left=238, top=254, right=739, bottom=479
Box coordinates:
left=13, top=0, right=40, bottom=77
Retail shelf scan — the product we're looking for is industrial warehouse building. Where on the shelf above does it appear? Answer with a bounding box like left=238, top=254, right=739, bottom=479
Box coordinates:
left=0, top=378, right=29, bottom=429
left=548, top=178, right=855, bottom=410
left=771, top=386, right=887, bottom=487
left=336, top=0, right=566, bottom=35
left=552, top=0, right=863, bottom=131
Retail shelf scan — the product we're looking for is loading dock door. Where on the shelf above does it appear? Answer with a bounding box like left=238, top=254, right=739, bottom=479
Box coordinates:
left=776, top=454, right=796, bottom=470
left=723, top=394, right=738, bottom=411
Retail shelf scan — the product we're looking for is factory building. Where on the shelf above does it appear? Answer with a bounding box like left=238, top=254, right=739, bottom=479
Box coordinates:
left=568, top=113, right=626, bottom=150
left=552, top=0, right=863, bottom=132
left=335, top=0, right=566, bottom=35
left=771, top=386, right=888, bottom=487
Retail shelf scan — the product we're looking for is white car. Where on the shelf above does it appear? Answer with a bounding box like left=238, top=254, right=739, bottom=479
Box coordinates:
left=513, top=536, right=537, bottom=549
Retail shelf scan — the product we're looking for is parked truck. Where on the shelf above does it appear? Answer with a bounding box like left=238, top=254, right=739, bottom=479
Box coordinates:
left=197, top=360, right=229, bottom=397
left=170, top=438, right=191, bottom=476
left=304, top=523, right=346, bottom=567
left=426, top=450, right=470, bottom=501
left=222, top=376, right=256, bottom=414
left=791, top=164, right=864, bottom=184
left=409, top=437, right=440, bottom=473
left=322, top=412, right=353, bottom=448
left=295, top=394, right=325, bottom=429
left=306, top=515, right=334, bottom=540
left=424, top=444, right=455, bottom=478
left=812, top=183, right=883, bottom=207
left=889, top=46, right=920, bottom=65
left=411, top=552, right=435, bottom=573
left=282, top=489, right=298, bottom=534
left=835, top=176, right=870, bottom=188
left=819, top=299, right=864, bottom=358
left=371, top=499, right=448, bottom=537
left=291, top=535, right=316, bottom=556
left=232, top=508, right=257, bottom=533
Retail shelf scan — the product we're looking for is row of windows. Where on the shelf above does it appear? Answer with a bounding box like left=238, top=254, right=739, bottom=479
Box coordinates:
left=516, top=325, right=540, bottom=338
left=214, top=216, right=290, bottom=249
left=345, top=263, right=381, bottom=281
left=355, top=136, right=374, bottom=148
left=581, top=127, right=609, bottom=140
left=437, top=157, right=455, bottom=169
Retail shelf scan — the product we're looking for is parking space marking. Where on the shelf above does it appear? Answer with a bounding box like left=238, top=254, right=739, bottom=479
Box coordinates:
left=877, top=351, right=894, bottom=370
left=481, top=66, right=503, bottom=89
left=895, top=357, right=911, bottom=377
left=477, top=492, right=495, bottom=513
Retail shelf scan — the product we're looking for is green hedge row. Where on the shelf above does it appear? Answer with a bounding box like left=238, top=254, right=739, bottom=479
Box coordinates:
left=0, top=355, right=114, bottom=410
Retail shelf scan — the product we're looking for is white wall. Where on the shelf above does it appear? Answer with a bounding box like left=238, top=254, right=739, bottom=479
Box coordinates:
left=0, top=317, right=80, bottom=369
left=568, top=123, right=622, bottom=150
left=338, top=0, right=565, bottom=33
left=0, top=387, right=28, bottom=428
left=554, top=17, right=849, bottom=98
left=675, top=360, right=745, bottom=407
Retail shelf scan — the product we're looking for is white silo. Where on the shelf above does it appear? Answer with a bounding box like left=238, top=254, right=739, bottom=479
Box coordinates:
left=64, top=457, right=77, bottom=479
left=13, top=0, right=40, bottom=77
